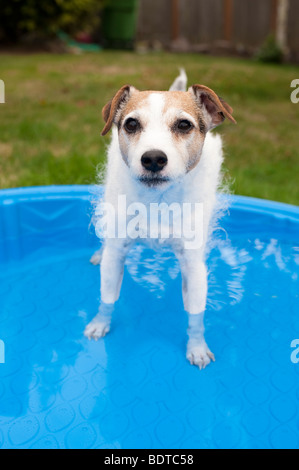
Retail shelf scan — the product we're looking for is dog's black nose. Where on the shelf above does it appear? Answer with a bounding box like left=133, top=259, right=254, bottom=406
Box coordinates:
left=141, top=150, right=168, bottom=172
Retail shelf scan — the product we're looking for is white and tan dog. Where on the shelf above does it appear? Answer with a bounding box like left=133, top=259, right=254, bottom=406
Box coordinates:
left=84, top=71, right=236, bottom=369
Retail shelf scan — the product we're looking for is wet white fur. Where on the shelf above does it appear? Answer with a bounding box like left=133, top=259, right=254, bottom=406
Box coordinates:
left=85, top=73, right=225, bottom=369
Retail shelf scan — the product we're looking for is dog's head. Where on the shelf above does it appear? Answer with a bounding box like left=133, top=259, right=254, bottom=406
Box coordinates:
left=101, top=84, right=236, bottom=188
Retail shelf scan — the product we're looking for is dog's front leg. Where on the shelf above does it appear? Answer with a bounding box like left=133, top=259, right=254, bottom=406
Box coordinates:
left=84, top=240, right=130, bottom=340
left=177, top=250, right=215, bottom=369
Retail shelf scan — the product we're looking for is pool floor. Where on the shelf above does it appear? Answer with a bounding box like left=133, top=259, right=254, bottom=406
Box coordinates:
left=0, top=235, right=298, bottom=449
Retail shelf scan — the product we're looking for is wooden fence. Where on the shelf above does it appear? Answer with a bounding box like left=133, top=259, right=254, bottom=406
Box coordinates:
left=136, top=0, right=299, bottom=61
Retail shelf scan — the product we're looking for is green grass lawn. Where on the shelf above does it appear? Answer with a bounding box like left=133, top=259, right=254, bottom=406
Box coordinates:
left=0, top=51, right=298, bottom=204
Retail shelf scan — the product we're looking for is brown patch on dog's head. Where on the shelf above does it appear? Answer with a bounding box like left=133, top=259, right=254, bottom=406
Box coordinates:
left=101, top=85, right=133, bottom=136
left=163, top=91, right=206, bottom=134
left=120, top=90, right=154, bottom=115
left=189, top=84, right=236, bottom=130
left=159, top=91, right=207, bottom=172
left=101, top=84, right=235, bottom=136
left=100, top=83, right=236, bottom=183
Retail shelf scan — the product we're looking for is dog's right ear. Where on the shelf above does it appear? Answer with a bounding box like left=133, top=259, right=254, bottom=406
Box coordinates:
left=101, top=85, right=133, bottom=136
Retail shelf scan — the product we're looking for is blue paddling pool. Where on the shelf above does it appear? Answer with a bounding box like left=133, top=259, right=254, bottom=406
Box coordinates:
left=0, top=185, right=298, bottom=449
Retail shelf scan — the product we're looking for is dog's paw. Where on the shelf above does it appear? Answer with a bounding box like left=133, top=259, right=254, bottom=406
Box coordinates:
left=90, top=249, right=102, bottom=265
left=84, top=320, right=110, bottom=340
left=187, top=342, right=215, bottom=369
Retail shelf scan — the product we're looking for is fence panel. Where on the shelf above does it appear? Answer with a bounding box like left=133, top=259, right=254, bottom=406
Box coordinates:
left=179, top=0, right=224, bottom=44
left=137, top=0, right=173, bottom=44
left=136, top=0, right=298, bottom=60
left=232, top=0, right=273, bottom=48
left=287, top=0, right=299, bottom=61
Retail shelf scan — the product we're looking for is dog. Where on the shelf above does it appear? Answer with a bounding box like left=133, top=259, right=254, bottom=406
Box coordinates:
left=84, top=70, right=236, bottom=369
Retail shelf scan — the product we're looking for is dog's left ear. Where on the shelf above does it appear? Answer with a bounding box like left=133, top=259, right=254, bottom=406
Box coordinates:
left=189, top=84, right=236, bottom=130
left=101, top=85, right=133, bottom=136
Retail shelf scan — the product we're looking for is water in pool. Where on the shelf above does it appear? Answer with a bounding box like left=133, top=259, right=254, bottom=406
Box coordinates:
left=0, top=232, right=298, bottom=449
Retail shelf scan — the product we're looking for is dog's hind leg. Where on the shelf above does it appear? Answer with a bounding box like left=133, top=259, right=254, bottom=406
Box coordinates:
left=177, top=250, right=215, bottom=369
left=90, top=246, right=104, bottom=265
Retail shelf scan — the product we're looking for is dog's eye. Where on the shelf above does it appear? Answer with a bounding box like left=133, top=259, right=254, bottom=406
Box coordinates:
left=176, top=120, right=193, bottom=133
left=124, top=118, right=140, bottom=133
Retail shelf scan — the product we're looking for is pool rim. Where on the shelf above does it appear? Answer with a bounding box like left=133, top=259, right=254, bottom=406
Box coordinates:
left=0, top=184, right=298, bottom=223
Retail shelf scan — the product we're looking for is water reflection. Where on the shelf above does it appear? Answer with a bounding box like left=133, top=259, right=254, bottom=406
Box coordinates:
left=125, top=236, right=298, bottom=309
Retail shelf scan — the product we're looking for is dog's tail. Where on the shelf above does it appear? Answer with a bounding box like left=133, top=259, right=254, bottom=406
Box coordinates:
left=169, top=68, right=187, bottom=92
